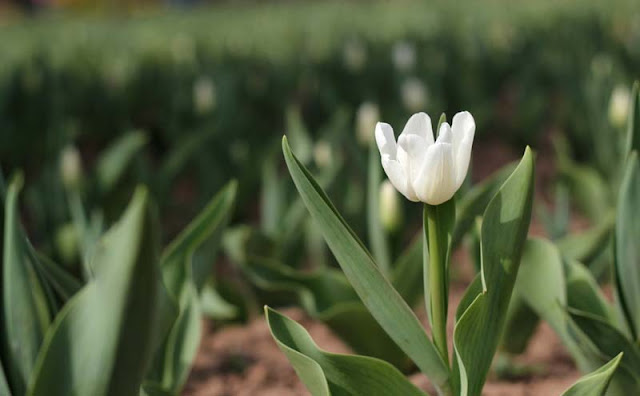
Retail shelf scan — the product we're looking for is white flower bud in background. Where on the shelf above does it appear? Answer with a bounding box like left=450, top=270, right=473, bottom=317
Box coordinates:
left=401, top=77, right=429, bottom=113
left=343, top=38, right=367, bottom=72
left=60, top=145, right=83, bottom=189
left=376, top=111, right=476, bottom=205
left=313, top=140, right=333, bottom=169
left=609, top=84, right=630, bottom=128
left=379, top=180, right=402, bottom=232
left=55, top=223, right=78, bottom=266
left=356, top=102, right=380, bottom=145
left=193, top=76, right=216, bottom=115
left=391, top=41, right=416, bottom=72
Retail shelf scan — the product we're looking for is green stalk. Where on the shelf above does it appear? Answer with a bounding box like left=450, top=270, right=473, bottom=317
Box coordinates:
left=424, top=201, right=455, bottom=369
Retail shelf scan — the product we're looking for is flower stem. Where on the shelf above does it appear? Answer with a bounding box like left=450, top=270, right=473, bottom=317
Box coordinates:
left=424, top=201, right=455, bottom=368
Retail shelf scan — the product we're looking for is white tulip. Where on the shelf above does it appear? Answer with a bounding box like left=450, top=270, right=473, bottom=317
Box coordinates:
left=609, top=85, right=630, bottom=128
left=401, top=77, right=429, bottom=112
left=193, top=76, right=217, bottom=115
left=356, top=102, right=380, bottom=145
left=391, top=41, right=416, bottom=72
left=60, top=145, right=83, bottom=189
left=375, top=112, right=475, bottom=205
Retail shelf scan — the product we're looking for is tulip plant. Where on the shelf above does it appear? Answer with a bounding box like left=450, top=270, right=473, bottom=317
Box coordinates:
left=0, top=167, right=237, bottom=396
left=266, top=111, right=623, bottom=395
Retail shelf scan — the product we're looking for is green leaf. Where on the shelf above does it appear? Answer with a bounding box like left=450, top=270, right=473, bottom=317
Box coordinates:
left=96, top=131, right=147, bottom=193
left=557, top=212, right=614, bottom=264
left=265, top=307, right=427, bottom=396
left=282, top=136, right=450, bottom=391
left=33, top=252, right=82, bottom=304
left=626, top=81, right=640, bottom=155
left=453, top=147, right=534, bottom=396
left=152, top=180, right=237, bottom=392
left=559, top=163, right=610, bottom=222
left=507, top=238, right=592, bottom=370
left=28, top=187, right=161, bottom=396
left=244, top=256, right=409, bottom=369
left=565, top=260, right=612, bottom=324
left=452, top=162, right=515, bottom=248
left=390, top=236, right=423, bottom=307
left=0, top=356, right=11, bottom=396
left=567, top=308, right=640, bottom=389
left=614, top=151, right=640, bottom=341
left=2, top=175, right=51, bottom=395
left=200, top=278, right=238, bottom=320
left=561, top=353, right=623, bottom=396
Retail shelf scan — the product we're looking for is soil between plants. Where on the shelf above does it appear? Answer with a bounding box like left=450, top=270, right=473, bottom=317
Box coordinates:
left=184, top=137, right=583, bottom=395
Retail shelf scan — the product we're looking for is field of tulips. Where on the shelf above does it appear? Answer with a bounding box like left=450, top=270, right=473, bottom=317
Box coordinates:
left=1, top=0, right=640, bottom=395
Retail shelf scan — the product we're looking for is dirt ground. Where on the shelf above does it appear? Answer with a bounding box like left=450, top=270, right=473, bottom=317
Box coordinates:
left=183, top=137, right=584, bottom=395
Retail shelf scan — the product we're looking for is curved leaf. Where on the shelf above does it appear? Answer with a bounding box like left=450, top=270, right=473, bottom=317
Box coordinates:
left=266, top=307, right=426, bottom=396
left=615, top=152, right=640, bottom=340
left=283, top=136, right=450, bottom=390
left=29, top=187, right=160, bottom=396
left=244, top=256, right=409, bottom=369
left=2, top=175, right=51, bottom=395
left=557, top=212, right=614, bottom=264
left=96, top=131, right=147, bottom=193
left=453, top=147, right=534, bottom=396
left=561, top=353, right=623, bottom=396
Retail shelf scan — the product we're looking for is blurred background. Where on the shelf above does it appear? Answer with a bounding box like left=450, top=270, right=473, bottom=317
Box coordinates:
left=1, top=0, right=639, bottom=303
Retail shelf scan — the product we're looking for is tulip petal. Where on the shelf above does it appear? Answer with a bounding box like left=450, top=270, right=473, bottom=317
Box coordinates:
left=375, top=122, right=397, bottom=159
left=436, top=122, right=453, bottom=144
left=451, top=112, right=476, bottom=188
left=413, top=143, right=456, bottom=205
left=400, top=112, right=434, bottom=146
left=382, top=156, right=418, bottom=202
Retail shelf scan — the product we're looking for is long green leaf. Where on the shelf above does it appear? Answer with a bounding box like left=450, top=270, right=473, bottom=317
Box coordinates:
left=151, top=180, right=237, bottom=393
left=2, top=175, right=51, bottom=395
left=453, top=147, right=534, bottom=396
left=244, top=256, right=409, bottom=369
left=28, top=187, right=160, bottom=396
left=561, top=353, right=623, bottom=396
left=283, top=136, right=450, bottom=390
left=96, top=131, right=147, bottom=193
left=266, top=307, right=426, bottom=396
left=0, top=359, right=10, bottom=396
left=626, top=81, right=640, bottom=155
left=556, top=212, right=614, bottom=264
left=614, top=151, right=640, bottom=341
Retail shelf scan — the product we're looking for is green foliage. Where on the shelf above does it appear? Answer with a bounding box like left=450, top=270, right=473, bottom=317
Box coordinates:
left=265, top=307, right=425, bottom=396
left=562, top=353, right=623, bottom=396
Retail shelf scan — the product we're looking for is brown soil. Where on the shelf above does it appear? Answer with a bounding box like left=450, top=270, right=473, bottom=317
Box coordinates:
left=183, top=138, right=583, bottom=395
left=184, top=286, right=579, bottom=396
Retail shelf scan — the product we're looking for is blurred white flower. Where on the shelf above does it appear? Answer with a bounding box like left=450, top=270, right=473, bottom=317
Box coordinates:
left=391, top=41, right=416, bottom=72
left=193, top=76, right=216, bottom=115
left=60, top=145, right=83, bottom=189
left=375, top=112, right=475, bottom=205
left=401, top=77, right=429, bottom=112
left=356, top=102, right=380, bottom=145
left=313, top=140, right=333, bottom=169
left=343, top=39, right=367, bottom=72
left=379, top=180, right=402, bottom=232
left=609, top=85, right=631, bottom=128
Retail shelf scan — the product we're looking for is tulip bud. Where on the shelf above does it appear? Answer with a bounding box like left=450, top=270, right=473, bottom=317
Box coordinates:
left=609, top=85, right=630, bottom=128
left=356, top=102, right=380, bottom=145
left=193, top=76, right=217, bottom=115
left=376, top=111, right=475, bottom=205
left=391, top=41, right=416, bottom=72
left=379, top=180, right=402, bottom=232
left=313, top=140, right=333, bottom=169
left=55, top=223, right=78, bottom=266
left=60, top=145, right=83, bottom=189
left=401, top=77, right=429, bottom=113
